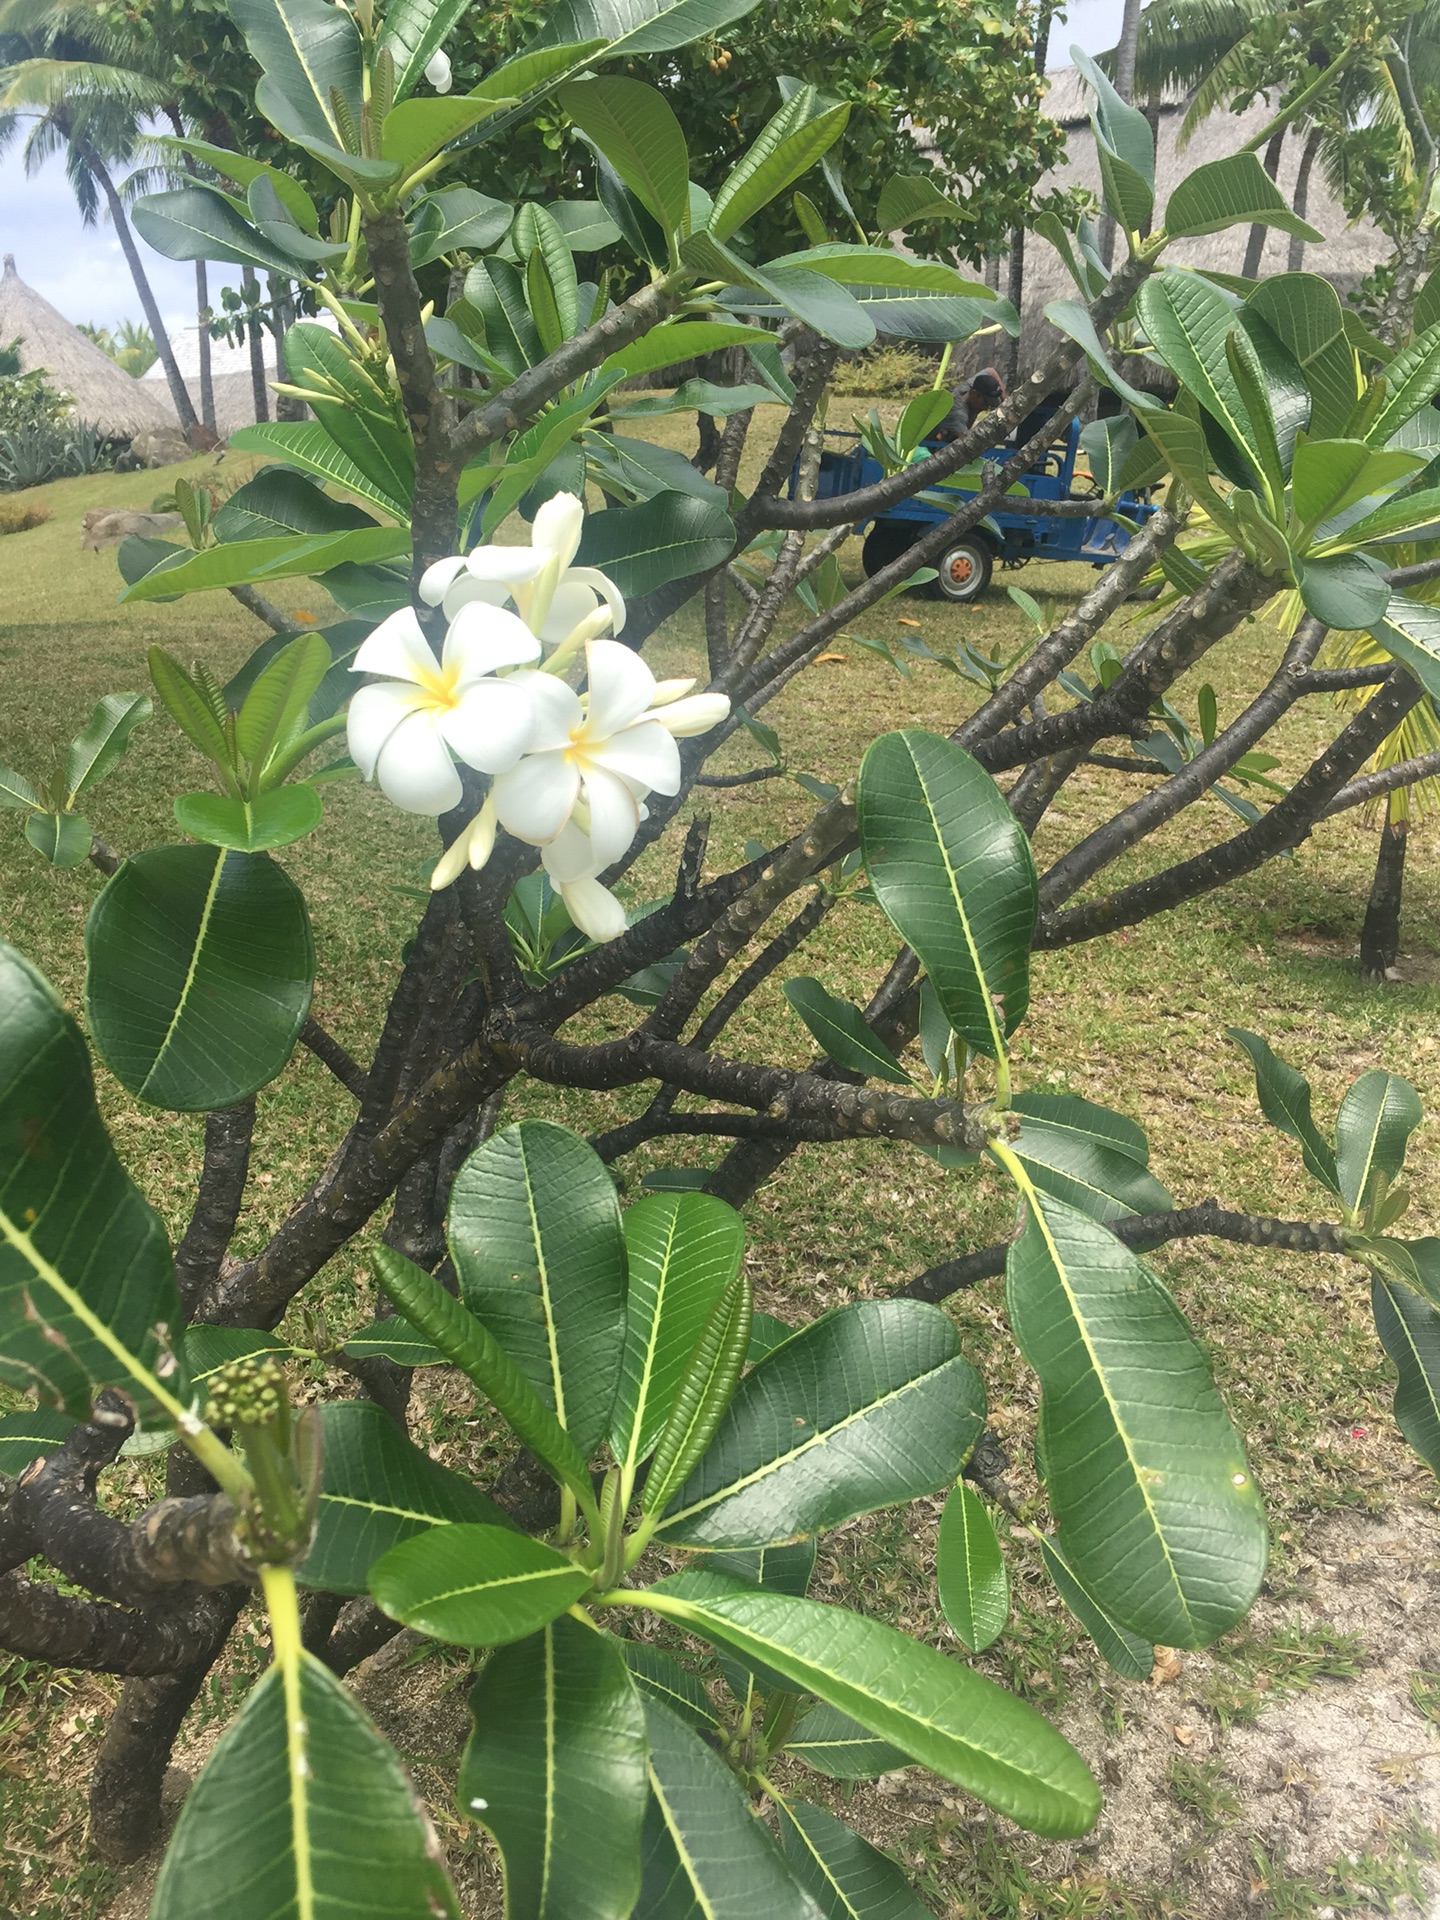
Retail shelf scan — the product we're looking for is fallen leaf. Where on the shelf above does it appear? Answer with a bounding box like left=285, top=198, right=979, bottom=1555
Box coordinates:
left=1172, top=1724, right=1194, bottom=1746
left=897, top=617, right=921, bottom=628
left=816, top=652, right=847, bottom=664
left=1150, top=1647, right=1183, bottom=1687
left=292, top=609, right=318, bottom=623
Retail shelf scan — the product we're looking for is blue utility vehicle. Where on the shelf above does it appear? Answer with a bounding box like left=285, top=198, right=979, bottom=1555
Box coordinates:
left=802, top=413, right=1160, bottom=603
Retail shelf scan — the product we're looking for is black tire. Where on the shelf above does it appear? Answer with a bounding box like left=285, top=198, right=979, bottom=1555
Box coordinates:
left=929, top=535, right=993, bottom=604
left=861, top=521, right=925, bottom=580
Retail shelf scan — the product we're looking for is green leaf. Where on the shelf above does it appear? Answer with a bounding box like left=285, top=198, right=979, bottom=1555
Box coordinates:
left=1225, top=1028, right=1341, bottom=1193
left=857, top=730, right=1038, bottom=1059
left=598, top=319, right=786, bottom=386
left=381, top=95, right=504, bottom=176
left=300, top=1400, right=508, bottom=1595
left=1367, top=323, right=1440, bottom=446
left=147, top=646, right=232, bottom=767
left=1005, top=1190, right=1266, bottom=1646
left=63, top=693, right=151, bottom=807
left=459, top=1618, right=648, bottom=1920
left=121, top=526, right=411, bottom=602
left=786, top=1702, right=910, bottom=1780
left=448, top=1120, right=627, bottom=1460
left=150, top=1648, right=459, bottom=1920
left=372, top=1246, right=594, bottom=1504
left=646, top=1571, right=1100, bottom=1837
left=175, top=786, right=324, bottom=853
left=682, top=229, right=874, bottom=348
left=1138, top=272, right=1272, bottom=488
left=710, top=87, right=849, bottom=242
left=132, top=185, right=308, bottom=278
left=1036, top=1534, right=1152, bottom=1680
left=0, top=762, right=39, bottom=810
left=1368, top=593, right=1440, bottom=704
left=1010, top=1094, right=1172, bottom=1226
left=408, top=186, right=513, bottom=268
left=225, top=422, right=410, bottom=520
left=620, top=1641, right=719, bottom=1728
left=587, top=434, right=728, bottom=506
left=283, top=324, right=416, bottom=517
left=84, top=847, right=314, bottom=1112
left=1335, top=1069, right=1423, bottom=1215
left=639, top=1695, right=824, bottom=1918
left=875, top=173, right=961, bottom=232
left=575, top=491, right=735, bottom=598
left=153, top=134, right=320, bottom=232
left=776, top=1796, right=931, bottom=1920
left=186, top=1325, right=290, bottom=1385
left=244, top=176, right=347, bottom=264
left=370, top=1522, right=593, bottom=1646
left=1246, top=274, right=1360, bottom=441
left=782, top=978, right=913, bottom=1084
left=1372, top=1277, right=1440, bottom=1476
left=379, top=0, right=473, bottom=101
left=342, top=1315, right=443, bottom=1366
left=659, top=1299, right=985, bottom=1548
left=24, top=812, right=91, bottom=868
left=936, top=1481, right=1008, bottom=1653
left=708, top=1538, right=816, bottom=1595
left=1295, top=551, right=1390, bottom=630
left=1319, top=476, right=1440, bottom=549
left=525, top=0, right=765, bottom=61
left=0, top=943, right=185, bottom=1425
left=768, top=246, right=995, bottom=345
left=560, top=75, right=690, bottom=234
left=228, top=0, right=362, bottom=151
left=0, top=1407, right=75, bottom=1475
left=1291, top=435, right=1424, bottom=533
left=1165, top=152, right=1323, bottom=243
left=234, top=631, right=332, bottom=779
left=643, top=1270, right=753, bottom=1520
left=1043, top=299, right=1154, bottom=411
left=213, top=469, right=377, bottom=544
left=611, top=1191, right=745, bottom=1480
left=1072, top=46, right=1153, bottom=228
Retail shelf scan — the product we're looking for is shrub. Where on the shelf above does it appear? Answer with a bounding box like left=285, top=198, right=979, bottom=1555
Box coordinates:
left=0, top=418, right=112, bottom=490
left=0, top=497, right=50, bottom=534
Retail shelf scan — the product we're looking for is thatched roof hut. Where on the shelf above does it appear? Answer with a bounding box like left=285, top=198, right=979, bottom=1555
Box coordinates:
left=937, top=68, right=1390, bottom=378
left=0, top=254, right=175, bottom=438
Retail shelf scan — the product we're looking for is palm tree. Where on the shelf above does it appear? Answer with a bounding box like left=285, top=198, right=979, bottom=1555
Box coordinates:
left=0, top=38, right=200, bottom=431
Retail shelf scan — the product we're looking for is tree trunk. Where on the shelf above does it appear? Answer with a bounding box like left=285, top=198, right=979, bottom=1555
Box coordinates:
left=1098, top=0, right=1145, bottom=267
left=272, top=277, right=305, bottom=422
left=1242, top=129, right=1286, bottom=279
left=195, top=260, right=215, bottom=433
left=77, top=137, right=198, bottom=435
left=1359, top=815, right=1407, bottom=983
left=1002, top=227, right=1024, bottom=391
left=1287, top=127, right=1321, bottom=273
left=241, top=264, right=270, bottom=423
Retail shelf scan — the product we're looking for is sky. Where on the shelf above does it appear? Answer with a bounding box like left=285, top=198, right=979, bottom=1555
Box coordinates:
left=0, top=0, right=1126, bottom=342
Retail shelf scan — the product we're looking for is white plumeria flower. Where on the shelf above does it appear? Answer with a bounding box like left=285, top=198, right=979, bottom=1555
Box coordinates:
left=347, top=602, right=542, bottom=815
left=418, top=493, right=626, bottom=652
left=424, top=48, right=453, bottom=92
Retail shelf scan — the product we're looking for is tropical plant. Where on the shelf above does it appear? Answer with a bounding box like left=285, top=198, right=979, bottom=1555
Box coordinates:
left=0, top=413, right=110, bottom=487
left=0, top=340, right=69, bottom=432
left=80, top=316, right=159, bottom=376
left=9, top=6, right=1440, bottom=1916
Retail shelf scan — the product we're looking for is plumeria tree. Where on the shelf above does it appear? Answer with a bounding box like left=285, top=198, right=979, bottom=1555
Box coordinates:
left=7, top=5, right=1440, bottom=1916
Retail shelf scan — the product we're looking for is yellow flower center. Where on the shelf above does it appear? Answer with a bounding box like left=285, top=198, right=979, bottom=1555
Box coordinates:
left=413, top=660, right=462, bottom=713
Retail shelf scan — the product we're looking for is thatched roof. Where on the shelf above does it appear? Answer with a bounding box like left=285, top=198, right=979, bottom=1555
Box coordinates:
left=940, top=68, right=1390, bottom=377
left=141, top=313, right=341, bottom=435
left=0, top=254, right=175, bottom=438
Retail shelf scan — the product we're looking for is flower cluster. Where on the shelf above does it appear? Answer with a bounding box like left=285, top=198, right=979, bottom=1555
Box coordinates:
left=347, top=494, right=730, bottom=941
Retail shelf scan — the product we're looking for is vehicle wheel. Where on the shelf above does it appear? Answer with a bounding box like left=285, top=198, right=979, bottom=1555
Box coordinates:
left=861, top=522, right=925, bottom=580
left=929, top=536, right=993, bottom=604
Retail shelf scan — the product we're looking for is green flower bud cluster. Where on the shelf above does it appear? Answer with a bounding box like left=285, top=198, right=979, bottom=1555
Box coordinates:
left=204, top=1355, right=288, bottom=1431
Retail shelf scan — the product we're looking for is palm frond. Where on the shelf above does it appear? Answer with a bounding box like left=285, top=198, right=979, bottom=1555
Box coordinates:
left=1132, top=0, right=1265, bottom=98
left=1178, top=33, right=1262, bottom=143
left=0, top=54, right=169, bottom=111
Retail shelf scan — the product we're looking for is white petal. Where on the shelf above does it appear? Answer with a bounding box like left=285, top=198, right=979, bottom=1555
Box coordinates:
left=465, top=545, right=550, bottom=587
left=540, top=817, right=599, bottom=884
left=430, top=829, right=472, bottom=891
left=375, top=710, right=463, bottom=815
left=432, top=796, right=498, bottom=889
left=650, top=692, right=731, bottom=738
left=424, top=48, right=452, bottom=91
left=566, top=566, right=626, bottom=636
left=589, top=719, right=682, bottom=795
left=347, top=681, right=426, bottom=780
left=584, top=639, right=656, bottom=738
left=441, top=573, right=512, bottom=623
left=538, top=580, right=602, bottom=648
left=439, top=679, right=537, bottom=774
left=444, top=601, right=542, bottom=680
left=419, top=555, right=466, bottom=606
left=491, top=750, right=581, bottom=845
left=352, top=606, right=436, bottom=684
left=532, top=492, right=585, bottom=572
left=581, top=766, right=640, bottom=869
left=560, top=874, right=628, bottom=943
left=510, top=669, right=582, bottom=750
left=467, top=795, right=498, bottom=869
left=648, top=676, right=697, bottom=706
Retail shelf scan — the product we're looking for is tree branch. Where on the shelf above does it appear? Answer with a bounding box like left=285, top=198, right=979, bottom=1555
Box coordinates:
left=174, top=1099, right=255, bottom=1316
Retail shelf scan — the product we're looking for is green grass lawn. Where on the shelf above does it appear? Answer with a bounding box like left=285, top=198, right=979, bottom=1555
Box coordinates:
left=2, top=418, right=1438, bottom=1918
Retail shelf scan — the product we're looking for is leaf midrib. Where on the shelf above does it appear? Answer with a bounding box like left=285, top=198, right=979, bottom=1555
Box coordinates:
left=906, top=740, right=1007, bottom=1061
left=138, top=847, right=228, bottom=1099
